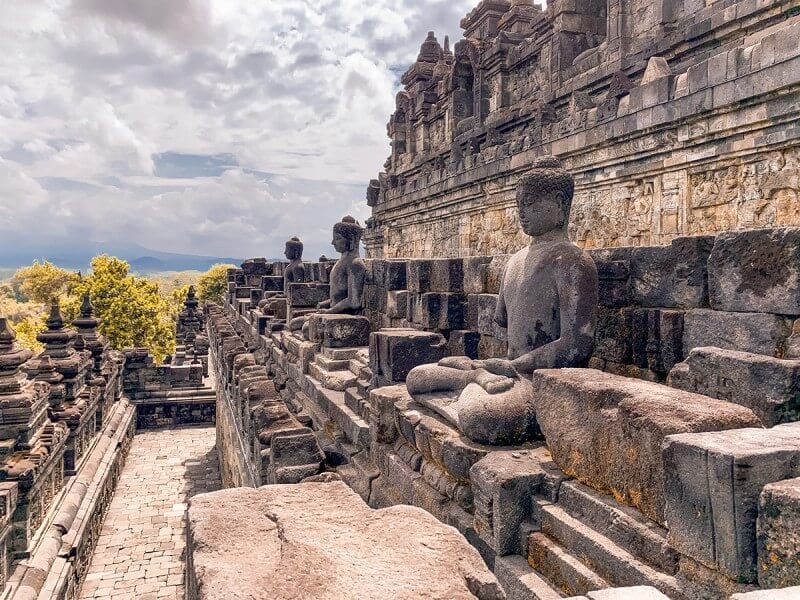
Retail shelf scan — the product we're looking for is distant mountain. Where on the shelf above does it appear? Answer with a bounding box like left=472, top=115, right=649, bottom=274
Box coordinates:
left=0, top=238, right=242, bottom=273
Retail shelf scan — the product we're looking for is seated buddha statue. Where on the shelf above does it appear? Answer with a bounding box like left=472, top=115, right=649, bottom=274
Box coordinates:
left=259, top=236, right=306, bottom=315
left=289, top=216, right=366, bottom=333
left=406, top=156, right=598, bottom=445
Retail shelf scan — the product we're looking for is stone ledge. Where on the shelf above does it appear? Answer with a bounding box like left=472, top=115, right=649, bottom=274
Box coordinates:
left=186, top=481, right=505, bottom=600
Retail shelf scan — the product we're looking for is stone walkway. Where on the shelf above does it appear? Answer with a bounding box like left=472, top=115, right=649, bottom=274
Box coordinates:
left=78, top=427, right=221, bottom=600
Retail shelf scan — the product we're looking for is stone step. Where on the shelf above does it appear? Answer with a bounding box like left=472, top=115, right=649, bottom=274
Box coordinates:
left=344, top=387, right=365, bottom=416
left=494, top=554, right=565, bottom=600
left=356, top=378, right=371, bottom=397
left=308, top=363, right=358, bottom=392
left=315, top=355, right=351, bottom=371
left=537, top=503, right=685, bottom=600
left=528, top=532, right=608, bottom=597
left=557, top=481, right=679, bottom=574
left=321, top=347, right=364, bottom=361
left=348, top=359, right=364, bottom=376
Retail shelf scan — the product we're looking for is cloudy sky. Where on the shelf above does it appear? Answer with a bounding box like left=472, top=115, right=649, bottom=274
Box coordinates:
left=0, top=0, right=476, bottom=261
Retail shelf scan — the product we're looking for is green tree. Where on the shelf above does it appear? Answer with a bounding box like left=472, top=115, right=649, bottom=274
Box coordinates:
left=64, top=256, right=176, bottom=362
left=197, top=263, right=234, bottom=304
left=13, top=261, right=77, bottom=304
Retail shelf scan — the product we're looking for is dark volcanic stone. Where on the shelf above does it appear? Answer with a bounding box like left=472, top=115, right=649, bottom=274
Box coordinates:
left=709, top=228, right=800, bottom=316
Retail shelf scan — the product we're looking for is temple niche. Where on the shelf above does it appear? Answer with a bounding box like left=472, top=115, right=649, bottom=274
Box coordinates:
left=364, top=0, right=800, bottom=259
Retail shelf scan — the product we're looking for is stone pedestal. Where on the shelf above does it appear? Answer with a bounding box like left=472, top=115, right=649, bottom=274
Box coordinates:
left=308, top=314, right=371, bottom=348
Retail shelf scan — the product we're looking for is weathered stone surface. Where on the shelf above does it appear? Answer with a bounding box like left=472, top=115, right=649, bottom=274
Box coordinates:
left=586, top=587, right=671, bottom=599
left=369, top=329, right=448, bottom=385
left=387, top=290, right=409, bottom=319
left=418, top=292, right=466, bottom=330
left=186, top=482, right=505, bottom=600
left=731, top=587, right=800, bottom=599
left=307, top=314, right=370, bottom=348
left=287, top=283, right=331, bottom=307
left=629, top=236, right=713, bottom=308
left=588, top=248, right=630, bottom=309
left=533, top=368, right=761, bottom=523
left=265, top=429, right=325, bottom=484
left=448, top=330, right=480, bottom=360
left=709, top=228, right=800, bottom=316
left=669, top=347, right=800, bottom=426
left=384, top=260, right=408, bottom=291
left=682, top=309, right=790, bottom=357
left=757, top=477, right=800, bottom=588
left=367, top=385, right=409, bottom=445
left=408, top=260, right=433, bottom=293
left=471, top=450, right=545, bottom=555
left=663, top=423, right=800, bottom=583
left=628, top=308, right=684, bottom=376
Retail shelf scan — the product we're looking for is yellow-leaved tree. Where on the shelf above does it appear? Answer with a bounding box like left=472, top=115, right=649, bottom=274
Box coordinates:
left=13, top=260, right=78, bottom=304
left=197, top=264, right=234, bottom=305
left=62, top=256, right=176, bottom=362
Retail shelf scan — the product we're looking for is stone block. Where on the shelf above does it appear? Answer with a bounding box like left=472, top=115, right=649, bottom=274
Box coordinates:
left=757, top=477, right=800, bottom=588
left=428, top=259, right=464, bottom=292
left=709, top=228, right=800, bottom=316
left=447, top=330, right=480, bottom=360
left=265, top=429, right=324, bottom=484
left=471, top=450, right=545, bottom=555
left=629, top=236, right=713, bottom=309
left=533, top=369, right=761, bottom=523
left=307, top=315, right=370, bottom=349
left=369, top=329, right=448, bottom=384
left=286, top=283, right=330, bottom=308
left=669, top=347, right=800, bottom=426
left=407, top=260, right=433, bottom=293
left=486, top=255, right=511, bottom=295
left=596, top=260, right=630, bottom=309
left=386, top=291, right=409, bottom=319
left=419, top=293, right=466, bottom=330
left=663, top=423, right=800, bottom=583
left=594, top=308, right=632, bottom=364
left=384, top=260, right=407, bottom=291
left=464, top=257, right=493, bottom=294
left=264, top=297, right=288, bottom=320
left=367, top=385, right=409, bottom=445
left=683, top=309, right=790, bottom=357
left=474, top=294, right=506, bottom=341
left=186, top=482, right=504, bottom=600
left=261, top=276, right=284, bottom=292
left=478, top=335, right=507, bottom=359
left=628, top=309, right=684, bottom=376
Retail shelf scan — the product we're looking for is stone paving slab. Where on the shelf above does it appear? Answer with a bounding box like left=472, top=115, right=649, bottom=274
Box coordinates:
left=78, top=427, right=221, bottom=600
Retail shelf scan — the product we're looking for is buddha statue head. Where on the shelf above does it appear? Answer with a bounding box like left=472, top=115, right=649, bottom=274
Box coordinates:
left=284, top=237, right=304, bottom=262
left=516, top=156, right=575, bottom=237
left=332, top=216, right=363, bottom=254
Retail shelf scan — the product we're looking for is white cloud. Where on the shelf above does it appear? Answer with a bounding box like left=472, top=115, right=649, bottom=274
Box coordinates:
left=0, top=0, right=476, bottom=260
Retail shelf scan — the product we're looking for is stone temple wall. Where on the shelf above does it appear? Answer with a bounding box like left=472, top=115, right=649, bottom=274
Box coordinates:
left=212, top=226, right=800, bottom=599
left=365, top=0, right=800, bottom=258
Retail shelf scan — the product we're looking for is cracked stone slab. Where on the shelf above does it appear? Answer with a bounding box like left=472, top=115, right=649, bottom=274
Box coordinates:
left=186, top=481, right=505, bottom=600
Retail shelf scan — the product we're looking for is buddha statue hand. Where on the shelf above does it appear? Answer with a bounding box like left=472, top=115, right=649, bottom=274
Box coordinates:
left=472, top=358, right=518, bottom=379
